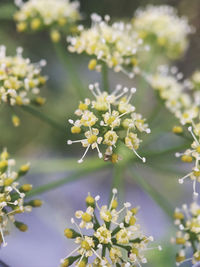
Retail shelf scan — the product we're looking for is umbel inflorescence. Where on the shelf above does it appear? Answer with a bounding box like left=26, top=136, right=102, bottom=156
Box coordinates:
left=0, top=45, right=46, bottom=126
left=68, top=13, right=149, bottom=78
left=172, top=202, right=200, bottom=266
left=0, top=148, right=42, bottom=247
left=61, top=189, right=161, bottom=267
left=147, top=66, right=200, bottom=195
left=67, top=83, right=150, bottom=163
left=133, top=5, right=193, bottom=59
left=14, top=0, right=80, bottom=42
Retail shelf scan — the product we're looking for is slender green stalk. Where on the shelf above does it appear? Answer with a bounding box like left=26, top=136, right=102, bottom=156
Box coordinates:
left=102, top=63, right=109, bottom=93
left=53, top=42, right=85, bottom=100
left=111, top=164, right=125, bottom=203
left=127, top=169, right=174, bottom=219
left=26, top=160, right=108, bottom=198
left=21, top=105, right=65, bottom=132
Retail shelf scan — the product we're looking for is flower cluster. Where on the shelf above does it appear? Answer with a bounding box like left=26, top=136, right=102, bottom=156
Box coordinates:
left=147, top=66, right=200, bottom=195
left=68, top=14, right=149, bottom=78
left=133, top=5, right=193, bottom=59
left=14, top=0, right=80, bottom=42
left=0, top=148, right=42, bottom=247
left=172, top=202, right=200, bottom=266
left=67, top=83, right=150, bottom=163
left=0, top=45, right=46, bottom=126
left=61, top=189, right=161, bottom=267
left=147, top=66, right=200, bottom=126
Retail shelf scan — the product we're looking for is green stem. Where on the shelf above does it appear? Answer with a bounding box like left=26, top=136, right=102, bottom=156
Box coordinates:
left=53, top=42, right=85, bottom=100
left=127, top=169, right=174, bottom=219
left=102, top=245, right=106, bottom=258
left=26, top=160, right=108, bottom=198
left=21, top=105, right=65, bottom=132
left=102, top=63, right=109, bottom=93
left=111, top=165, right=125, bottom=203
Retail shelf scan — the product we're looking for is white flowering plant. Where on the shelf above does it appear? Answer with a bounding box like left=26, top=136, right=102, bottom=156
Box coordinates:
left=0, top=1, right=200, bottom=266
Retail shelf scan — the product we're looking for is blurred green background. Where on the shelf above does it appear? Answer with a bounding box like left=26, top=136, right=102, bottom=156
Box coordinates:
left=0, top=0, right=200, bottom=266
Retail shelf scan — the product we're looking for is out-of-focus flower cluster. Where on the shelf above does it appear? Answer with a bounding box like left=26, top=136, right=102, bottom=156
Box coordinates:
left=61, top=189, right=161, bottom=267
left=172, top=202, right=200, bottom=266
left=0, top=45, right=46, bottom=126
left=68, top=14, right=149, bottom=78
left=133, top=5, right=193, bottom=59
left=67, top=83, right=150, bottom=163
left=147, top=66, right=200, bottom=126
left=148, top=66, right=200, bottom=195
left=0, top=148, right=42, bottom=247
left=14, top=0, right=80, bottom=42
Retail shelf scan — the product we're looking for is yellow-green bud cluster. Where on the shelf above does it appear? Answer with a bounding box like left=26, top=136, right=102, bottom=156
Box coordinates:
left=133, top=5, right=193, bottom=59
left=67, top=83, right=150, bottom=163
left=14, top=0, right=81, bottom=42
left=61, top=189, right=161, bottom=266
left=172, top=202, right=200, bottom=266
left=0, top=45, right=47, bottom=126
left=0, top=148, right=42, bottom=247
left=68, top=14, right=149, bottom=78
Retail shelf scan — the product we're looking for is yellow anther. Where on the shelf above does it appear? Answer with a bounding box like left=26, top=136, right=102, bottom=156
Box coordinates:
left=12, top=115, right=20, bottom=127
left=61, top=259, right=69, bottom=267
left=19, top=163, right=30, bottom=174
left=196, top=146, right=200, bottom=153
left=129, top=216, right=136, bottom=226
left=181, top=155, right=193, bottom=163
left=172, top=126, right=183, bottom=134
left=31, top=18, right=41, bottom=30
left=81, top=240, right=90, bottom=250
left=64, top=228, right=73, bottom=239
left=35, top=97, right=46, bottom=106
left=194, top=171, right=200, bottom=177
left=176, top=255, right=186, bottom=263
left=58, top=18, right=67, bottom=26
left=71, top=126, right=81, bottom=134
left=131, top=207, right=138, bottom=215
left=88, top=59, right=97, bottom=70
left=87, top=135, right=97, bottom=144
left=174, top=212, right=184, bottom=220
left=0, top=160, right=8, bottom=171
left=15, top=96, right=23, bottom=105
left=176, top=238, right=186, bottom=245
left=131, top=247, right=139, bottom=256
left=111, top=154, right=119, bottom=164
left=32, top=199, right=43, bottom=207
left=17, top=22, right=27, bottom=32
left=79, top=102, right=88, bottom=111
left=4, top=178, right=14, bottom=186
left=82, top=213, right=92, bottom=222
left=85, top=195, right=95, bottom=206
left=21, top=184, right=32, bottom=192
left=111, top=199, right=118, bottom=209
left=50, top=30, right=61, bottom=43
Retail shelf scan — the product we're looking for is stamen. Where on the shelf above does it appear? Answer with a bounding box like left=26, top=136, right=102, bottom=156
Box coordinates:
left=78, top=145, right=91, bottom=163
left=188, top=126, right=200, bottom=145
left=178, top=172, right=192, bottom=184
left=132, top=148, right=146, bottom=163
left=0, top=227, right=7, bottom=247
left=193, top=179, right=199, bottom=196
